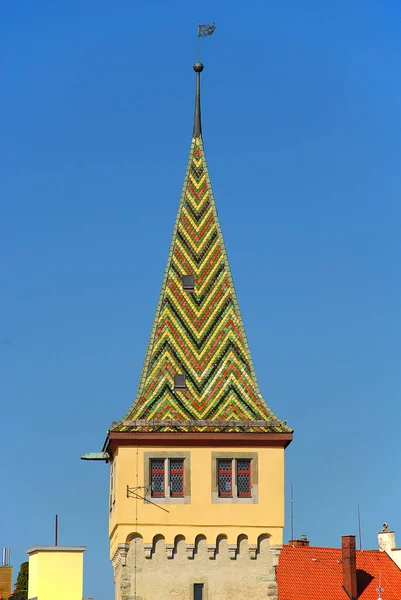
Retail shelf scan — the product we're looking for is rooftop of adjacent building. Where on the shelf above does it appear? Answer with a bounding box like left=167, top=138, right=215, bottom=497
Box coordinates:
left=26, top=545, right=86, bottom=555
left=277, top=528, right=401, bottom=600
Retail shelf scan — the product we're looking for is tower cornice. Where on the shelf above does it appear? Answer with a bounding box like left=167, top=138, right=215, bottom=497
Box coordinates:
left=104, top=431, right=293, bottom=455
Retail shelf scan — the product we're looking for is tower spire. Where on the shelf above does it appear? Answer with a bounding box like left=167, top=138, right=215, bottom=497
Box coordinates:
left=192, top=61, right=203, bottom=139
left=108, top=62, right=292, bottom=438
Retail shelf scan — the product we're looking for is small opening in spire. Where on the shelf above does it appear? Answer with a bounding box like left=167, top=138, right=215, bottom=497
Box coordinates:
left=174, top=374, right=187, bottom=391
left=182, top=275, right=194, bottom=293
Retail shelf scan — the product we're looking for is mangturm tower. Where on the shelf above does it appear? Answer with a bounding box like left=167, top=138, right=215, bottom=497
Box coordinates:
left=84, top=59, right=292, bottom=600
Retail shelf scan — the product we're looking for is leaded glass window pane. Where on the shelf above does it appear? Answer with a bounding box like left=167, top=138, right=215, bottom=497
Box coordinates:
left=170, top=458, right=184, bottom=497
left=237, top=459, right=251, bottom=497
left=170, top=473, right=183, bottom=494
left=151, top=459, right=165, bottom=497
left=237, top=473, right=250, bottom=495
left=151, top=473, right=164, bottom=495
left=218, top=459, right=232, bottom=497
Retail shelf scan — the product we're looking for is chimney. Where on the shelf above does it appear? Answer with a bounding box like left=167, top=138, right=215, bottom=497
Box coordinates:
left=378, top=523, right=396, bottom=553
left=289, top=535, right=310, bottom=547
left=342, top=535, right=357, bottom=600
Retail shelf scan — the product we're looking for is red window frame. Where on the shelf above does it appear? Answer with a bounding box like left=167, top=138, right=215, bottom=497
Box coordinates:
left=218, top=459, right=233, bottom=497
left=236, top=459, right=251, bottom=497
left=169, top=459, right=184, bottom=497
left=150, top=459, right=165, bottom=497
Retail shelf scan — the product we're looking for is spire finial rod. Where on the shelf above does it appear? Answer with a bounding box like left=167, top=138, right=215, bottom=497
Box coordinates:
left=192, top=61, right=204, bottom=139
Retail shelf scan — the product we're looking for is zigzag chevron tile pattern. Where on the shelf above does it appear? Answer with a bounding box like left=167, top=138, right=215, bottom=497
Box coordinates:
left=113, top=139, right=289, bottom=433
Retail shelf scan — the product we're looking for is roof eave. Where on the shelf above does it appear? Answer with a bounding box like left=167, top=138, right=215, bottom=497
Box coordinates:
left=104, top=430, right=293, bottom=455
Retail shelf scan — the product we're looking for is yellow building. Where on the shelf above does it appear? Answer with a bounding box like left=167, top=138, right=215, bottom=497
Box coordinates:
left=0, top=548, right=12, bottom=598
left=84, top=59, right=292, bottom=600
left=0, top=566, right=12, bottom=598
left=27, top=546, right=85, bottom=600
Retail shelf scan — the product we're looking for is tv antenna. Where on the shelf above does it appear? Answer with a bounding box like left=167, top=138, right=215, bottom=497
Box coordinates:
left=55, top=514, right=59, bottom=546
left=357, top=504, right=362, bottom=550
left=291, top=482, right=294, bottom=541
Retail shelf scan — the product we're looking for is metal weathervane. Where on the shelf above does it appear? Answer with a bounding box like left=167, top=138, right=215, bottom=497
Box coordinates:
left=197, top=21, right=216, bottom=60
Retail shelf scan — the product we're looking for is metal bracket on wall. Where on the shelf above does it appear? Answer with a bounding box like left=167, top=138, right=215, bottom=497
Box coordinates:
left=126, top=485, right=170, bottom=513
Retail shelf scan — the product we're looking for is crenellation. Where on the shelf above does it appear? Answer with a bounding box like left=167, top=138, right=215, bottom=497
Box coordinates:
left=111, top=543, right=129, bottom=574
left=119, top=544, right=129, bottom=567
left=123, top=533, right=279, bottom=562
left=269, top=545, right=281, bottom=567
left=113, top=533, right=281, bottom=600
left=228, top=544, right=237, bottom=560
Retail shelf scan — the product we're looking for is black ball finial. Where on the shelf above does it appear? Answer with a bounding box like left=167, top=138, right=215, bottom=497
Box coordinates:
left=193, top=61, right=204, bottom=73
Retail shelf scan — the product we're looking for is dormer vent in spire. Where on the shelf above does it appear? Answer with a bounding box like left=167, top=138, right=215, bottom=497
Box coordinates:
left=174, top=374, right=187, bottom=391
left=182, top=275, right=195, bottom=292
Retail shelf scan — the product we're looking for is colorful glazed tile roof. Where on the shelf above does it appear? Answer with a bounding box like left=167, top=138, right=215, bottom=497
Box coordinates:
left=277, top=544, right=401, bottom=600
left=112, top=66, right=290, bottom=434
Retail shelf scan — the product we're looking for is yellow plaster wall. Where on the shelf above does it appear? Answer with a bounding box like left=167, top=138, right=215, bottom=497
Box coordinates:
left=28, top=549, right=84, bottom=600
left=28, top=553, right=39, bottom=598
left=109, top=445, right=285, bottom=557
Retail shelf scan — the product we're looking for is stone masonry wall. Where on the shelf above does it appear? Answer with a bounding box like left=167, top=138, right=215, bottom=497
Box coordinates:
left=112, top=534, right=280, bottom=600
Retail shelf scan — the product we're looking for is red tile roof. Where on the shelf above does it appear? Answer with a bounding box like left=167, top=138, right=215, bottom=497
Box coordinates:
left=277, top=545, right=401, bottom=600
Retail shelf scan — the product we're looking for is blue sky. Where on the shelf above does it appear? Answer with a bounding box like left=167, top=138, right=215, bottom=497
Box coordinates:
left=1, top=1, right=400, bottom=598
